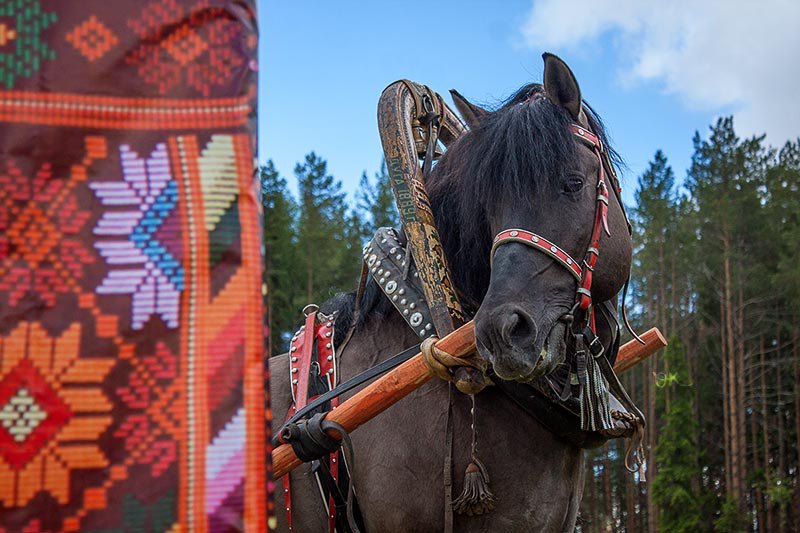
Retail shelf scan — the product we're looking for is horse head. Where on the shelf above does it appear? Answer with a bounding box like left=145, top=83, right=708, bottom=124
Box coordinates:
left=429, top=54, right=632, bottom=383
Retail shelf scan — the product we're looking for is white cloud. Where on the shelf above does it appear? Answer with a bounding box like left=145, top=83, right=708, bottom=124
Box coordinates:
left=520, top=0, right=800, bottom=145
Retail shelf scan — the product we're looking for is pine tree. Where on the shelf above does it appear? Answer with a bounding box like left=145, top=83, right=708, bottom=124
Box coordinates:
left=357, top=159, right=400, bottom=235
left=768, top=140, right=800, bottom=310
left=652, top=338, right=703, bottom=533
left=686, top=118, right=776, bottom=524
left=337, top=208, right=368, bottom=287
left=764, top=140, right=800, bottom=532
left=295, top=152, right=357, bottom=305
left=632, top=149, right=679, bottom=533
left=261, top=161, right=298, bottom=354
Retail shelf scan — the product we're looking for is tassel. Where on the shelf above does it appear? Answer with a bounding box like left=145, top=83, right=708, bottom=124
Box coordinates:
left=453, top=394, right=495, bottom=516
left=577, top=337, right=613, bottom=432
left=453, top=457, right=495, bottom=516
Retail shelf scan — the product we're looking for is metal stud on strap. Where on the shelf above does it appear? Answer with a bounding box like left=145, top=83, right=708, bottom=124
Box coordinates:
left=490, top=228, right=582, bottom=281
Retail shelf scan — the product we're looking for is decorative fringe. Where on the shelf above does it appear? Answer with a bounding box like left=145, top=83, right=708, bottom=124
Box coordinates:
left=453, top=457, right=495, bottom=516
left=577, top=349, right=614, bottom=432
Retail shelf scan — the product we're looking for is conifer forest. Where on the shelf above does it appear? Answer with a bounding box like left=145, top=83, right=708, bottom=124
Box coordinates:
left=263, top=117, right=800, bottom=532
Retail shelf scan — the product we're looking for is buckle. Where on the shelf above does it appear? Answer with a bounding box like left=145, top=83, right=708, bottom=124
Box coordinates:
left=588, top=335, right=605, bottom=358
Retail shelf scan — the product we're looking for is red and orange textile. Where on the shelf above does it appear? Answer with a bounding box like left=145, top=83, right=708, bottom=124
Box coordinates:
left=0, top=1, right=268, bottom=531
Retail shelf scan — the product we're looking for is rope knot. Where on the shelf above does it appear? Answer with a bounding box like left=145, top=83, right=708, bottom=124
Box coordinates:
left=421, top=337, right=492, bottom=394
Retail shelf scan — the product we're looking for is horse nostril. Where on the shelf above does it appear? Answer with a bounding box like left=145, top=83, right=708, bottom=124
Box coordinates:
left=500, top=309, right=538, bottom=348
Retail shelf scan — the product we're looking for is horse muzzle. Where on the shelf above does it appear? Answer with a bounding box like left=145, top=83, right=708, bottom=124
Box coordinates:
left=474, top=304, right=567, bottom=382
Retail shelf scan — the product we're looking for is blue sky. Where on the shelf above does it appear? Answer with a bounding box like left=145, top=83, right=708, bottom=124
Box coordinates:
left=258, top=1, right=796, bottom=206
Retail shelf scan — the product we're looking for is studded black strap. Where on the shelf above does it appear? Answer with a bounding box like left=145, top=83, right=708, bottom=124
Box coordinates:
left=362, top=227, right=436, bottom=339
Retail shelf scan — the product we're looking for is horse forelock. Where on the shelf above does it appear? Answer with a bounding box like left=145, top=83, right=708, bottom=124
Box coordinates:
left=427, top=83, right=620, bottom=309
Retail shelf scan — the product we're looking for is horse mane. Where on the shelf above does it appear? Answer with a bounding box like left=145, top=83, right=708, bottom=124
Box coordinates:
left=322, top=83, right=620, bottom=343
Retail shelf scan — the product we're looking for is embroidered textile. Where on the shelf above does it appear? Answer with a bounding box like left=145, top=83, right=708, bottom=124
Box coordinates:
left=0, top=1, right=267, bottom=531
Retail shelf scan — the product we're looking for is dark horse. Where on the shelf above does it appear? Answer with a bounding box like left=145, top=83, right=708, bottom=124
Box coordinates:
left=271, top=54, right=632, bottom=532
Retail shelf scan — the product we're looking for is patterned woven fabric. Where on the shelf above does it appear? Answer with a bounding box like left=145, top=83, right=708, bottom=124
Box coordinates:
left=0, top=1, right=267, bottom=531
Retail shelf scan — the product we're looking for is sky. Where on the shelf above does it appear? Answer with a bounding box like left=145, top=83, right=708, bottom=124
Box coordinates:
left=259, top=0, right=799, bottom=206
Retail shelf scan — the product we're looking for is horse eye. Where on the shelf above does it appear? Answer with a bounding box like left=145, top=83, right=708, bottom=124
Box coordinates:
left=563, top=175, right=584, bottom=194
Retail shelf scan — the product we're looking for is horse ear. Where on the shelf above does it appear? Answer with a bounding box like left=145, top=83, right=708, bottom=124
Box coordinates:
left=449, top=89, right=488, bottom=129
left=542, top=53, right=585, bottom=124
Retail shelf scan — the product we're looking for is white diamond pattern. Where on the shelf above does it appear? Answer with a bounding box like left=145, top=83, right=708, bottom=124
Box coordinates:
left=0, top=388, right=47, bottom=442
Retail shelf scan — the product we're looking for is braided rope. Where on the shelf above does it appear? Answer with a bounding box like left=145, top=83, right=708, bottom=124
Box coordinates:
left=420, top=337, right=490, bottom=394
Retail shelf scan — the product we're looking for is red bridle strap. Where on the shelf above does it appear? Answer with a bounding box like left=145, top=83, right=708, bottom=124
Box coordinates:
left=571, top=124, right=610, bottom=311
left=490, top=229, right=582, bottom=281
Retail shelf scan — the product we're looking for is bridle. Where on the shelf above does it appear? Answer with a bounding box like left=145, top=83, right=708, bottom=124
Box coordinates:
left=490, top=122, right=626, bottom=335
left=487, top=116, right=647, bottom=455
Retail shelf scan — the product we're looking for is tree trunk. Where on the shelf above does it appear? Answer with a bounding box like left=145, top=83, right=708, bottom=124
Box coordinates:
left=777, top=353, right=787, bottom=533
left=750, top=341, right=764, bottom=533
left=670, top=245, right=677, bottom=336
left=626, top=372, right=637, bottom=533
left=761, top=337, right=774, bottom=533
left=722, top=295, right=733, bottom=500
left=736, top=278, right=747, bottom=516
left=603, top=443, right=613, bottom=532
left=646, top=316, right=658, bottom=533
left=723, top=232, right=742, bottom=507
left=793, top=319, right=800, bottom=532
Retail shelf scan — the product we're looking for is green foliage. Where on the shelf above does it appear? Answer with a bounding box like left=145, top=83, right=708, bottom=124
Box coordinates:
left=261, top=161, right=298, bottom=354
left=631, top=149, right=681, bottom=330
left=767, top=140, right=800, bottom=313
left=765, top=476, right=793, bottom=508
left=605, top=121, right=800, bottom=532
left=714, top=497, right=747, bottom=533
left=357, top=159, right=400, bottom=234
left=262, top=154, right=393, bottom=352
left=652, top=338, right=703, bottom=533
left=291, top=153, right=365, bottom=317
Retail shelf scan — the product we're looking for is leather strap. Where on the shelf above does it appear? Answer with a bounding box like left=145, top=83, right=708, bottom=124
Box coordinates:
left=283, top=311, right=343, bottom=532
left=364, top=227, right=436, bottom=339
left=490, top=229, right=582, bottom=280
left=283, top=311, right=317, bottom=531
left=290, top=311, right=317, bottom=407
left=277, top=343, right=421, bottom=437
left=443, top=386, right=454, bottom=533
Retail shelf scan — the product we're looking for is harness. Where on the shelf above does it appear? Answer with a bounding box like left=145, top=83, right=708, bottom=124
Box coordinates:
left=282, top=306, right=359, bottom=533
left=278, top=80, right=647, bottom=531
left=364, top=228, right=436, bottom=339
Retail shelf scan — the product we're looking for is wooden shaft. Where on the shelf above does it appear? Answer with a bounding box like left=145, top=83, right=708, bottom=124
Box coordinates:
left=272, top=321, right=666, bottom=478
left=614, top=327, right=668, bottom=374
